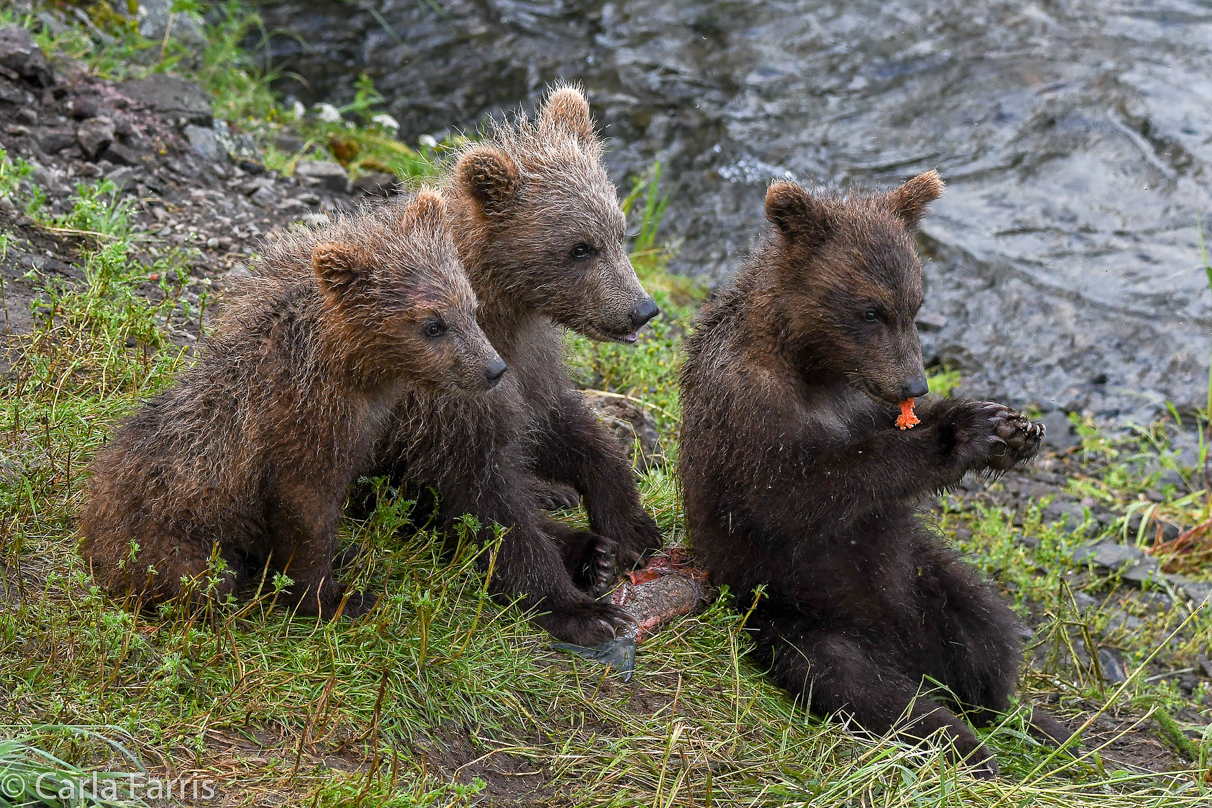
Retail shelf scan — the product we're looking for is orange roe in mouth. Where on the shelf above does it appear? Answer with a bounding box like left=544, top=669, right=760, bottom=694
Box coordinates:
left=896, top=398, right=920, bottom=430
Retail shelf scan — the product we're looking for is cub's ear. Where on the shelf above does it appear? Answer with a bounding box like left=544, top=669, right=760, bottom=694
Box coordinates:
left=404, top=188, right=447, bottom=228
left=884, top=170, right=944, bottom=229
left=312, top=241, right=367, bottom=297
left=539, top=85, right=595, bottom=145
left=456, top=146, right=521, bottom=216
left=765, top=181, right=830, bottom=244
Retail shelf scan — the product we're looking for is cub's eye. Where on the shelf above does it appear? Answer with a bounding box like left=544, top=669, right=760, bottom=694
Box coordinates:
left=569, top=243, right=595, bottom=260
left=422, top=320, right=446, bottom=339
left=864, top=308, right=879, bottom=323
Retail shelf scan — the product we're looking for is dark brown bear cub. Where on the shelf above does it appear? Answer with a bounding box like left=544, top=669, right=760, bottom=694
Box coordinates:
left=367, top=86, right=662, bottom=645
left=679, top=172, right=1044, bottom=776
left=80, top=191, right=503, bottom=618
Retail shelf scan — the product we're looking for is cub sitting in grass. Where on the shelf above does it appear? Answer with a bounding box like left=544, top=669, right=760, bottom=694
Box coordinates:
left=80, top=190, right=505, bottom=619
left=679, top=172, right=1045, bottom=776
left=366, top=86, right=663, bottom=645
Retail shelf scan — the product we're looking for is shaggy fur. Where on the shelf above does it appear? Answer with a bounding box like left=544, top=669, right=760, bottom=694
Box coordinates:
left=679, top=172, right=1045, bottom=776
left=366, top=86, right=663, bottom=645
left=80, top=191, right=502, bottom=618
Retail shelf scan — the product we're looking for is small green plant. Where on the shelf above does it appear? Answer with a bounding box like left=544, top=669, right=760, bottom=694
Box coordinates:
left=0, top=146, right=32, bottom=198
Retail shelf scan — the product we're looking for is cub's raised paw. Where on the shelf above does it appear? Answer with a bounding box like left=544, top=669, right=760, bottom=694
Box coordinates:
left=536, top=598, right=632, bottom=646
left=564, top=530, right=618, bottom=596
left=987, top=409, right=1044, bottom=471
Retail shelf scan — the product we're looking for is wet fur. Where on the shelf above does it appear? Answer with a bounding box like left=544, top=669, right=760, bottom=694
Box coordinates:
left=80, top=192, right=499, bottom=619
left=679, top=173, right=1044, bottom=775
left=366, top=86, right=662, bottom=645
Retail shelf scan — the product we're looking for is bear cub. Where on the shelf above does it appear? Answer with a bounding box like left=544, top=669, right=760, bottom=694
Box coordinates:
left=679, top=171, right=1044, bottom=776
left=365, top=86, right=663, bottom=645
left=80, top=191, right=503, bottom=618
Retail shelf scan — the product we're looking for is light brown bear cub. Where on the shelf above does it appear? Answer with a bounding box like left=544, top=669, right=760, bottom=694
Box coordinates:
left=80, top=191, right=504, bottom=618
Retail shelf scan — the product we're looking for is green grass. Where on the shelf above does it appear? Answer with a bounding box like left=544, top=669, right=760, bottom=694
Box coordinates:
left=3, top=5, right=1212, bottom=806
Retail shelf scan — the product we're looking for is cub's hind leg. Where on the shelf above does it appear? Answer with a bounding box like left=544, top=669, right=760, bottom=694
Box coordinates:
left=912, top=536, right=1022, bottom=723
left=751, top=605, right=999, bottom=777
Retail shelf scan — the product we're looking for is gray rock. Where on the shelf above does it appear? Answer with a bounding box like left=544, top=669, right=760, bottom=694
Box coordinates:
left=76, top=117, right=115, bottom=160
left=249, top=184, right=278, bottom=208
left=1165, top=574, right=1212, bottom=607
left=184, top=124, right=223, bottom=163
left=1097, top=647, right=1128, bottom=683
left=36, top=129, right=77, bottom=155
left=0, top=26, right=53, bottom=87
left=1070, top=591, right=1100, bottom=613
left=1040, top=410, right=1081, bottom=452
left=117, top=74, right=212, bottom=127
left=1072, top=541, right=1160, bottom=585
left=1103, top=608, right=1143, bottom=634
left=584, top=392, right=667, bottom=471
left=104, top=166, right=139, bottom=193
left=915, top=311, right=947, bottom=332
left=135, top=0, right=207, bottom=51
left=1045, top=499, right=1088, bottom=534
left=352, top=171, right=399, bottom=197
left=212, top=120, right=261, bottom=165
left=294, top=159, right=349, bottom=194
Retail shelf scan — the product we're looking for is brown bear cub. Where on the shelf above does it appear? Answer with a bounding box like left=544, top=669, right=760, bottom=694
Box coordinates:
left=366, top=86, right=662, bottom=645
left=679, top=172, right=1045, bottom=776
left=80, top=191, right=504, bottom=618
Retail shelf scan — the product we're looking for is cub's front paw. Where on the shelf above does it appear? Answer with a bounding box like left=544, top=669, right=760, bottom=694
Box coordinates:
left=610, top=512, right=664, bottom=570
left=986, top=410, right=1043, bottom=470
left=535, top=598, right=632, bottom=646
left=563, top=530, right=618, bottom=596
left=948, top=401, right=1034, bottom=473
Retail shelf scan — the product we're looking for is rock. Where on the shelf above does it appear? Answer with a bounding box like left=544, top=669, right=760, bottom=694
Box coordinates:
left=583, top=391, right=667, bottom=471
left=915, top=311, right=947, bottom=331
left=69, top=94, right=100, bottom=120
left=184, top=124, right=223, bottom=163
left=117, top=74, right=212, bottom=127
left=14, top=107, right=36, bottom=126
left=36, top=129, right=77, bottom=155
left=76, top=117, right=115, bottom=160
left=1040, top=410, right=1080, bottom=452
left=249, top=184, right=278, bottom=208
left=1070, top=591, right=1100, bottom=613
left=0, top=77, right=32, bottom=105
left=1097, top=647, right=1128, bottom=683
left=102, top=141, right=145, bottom=167
left=104, top=166, right=139, bottom=193
left=135, top=0, right=207, bottom=51
left=1045, top=499, right=1088, bottom=534
left=1072, top=541, right=1160, bottom=585
left=300, top=213, right=329, bottom=227
left=212, top=119, right=261, bottom=165
left=352, top=171, right=399, bottom=197
left=1165, top=574, right=1212, bottom=607
left=1126, top=512, right=1181, bottom=543
left=1198, top=655, right=1212, bottom=679
left=294, top=159, right=349, bottom=193
left=1103, top=608, right=1143, bottom=634
left=0, top=26, right=53, bottom=87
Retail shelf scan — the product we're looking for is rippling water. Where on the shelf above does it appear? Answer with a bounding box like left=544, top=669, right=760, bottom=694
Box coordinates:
left=259, top=0, right=1212, bottom=419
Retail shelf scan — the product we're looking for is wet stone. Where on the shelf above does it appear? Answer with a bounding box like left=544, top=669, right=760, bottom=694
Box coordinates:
left=1072, top=541, right=1160, bottom=585
left=36, top=129, right=76, bottom=155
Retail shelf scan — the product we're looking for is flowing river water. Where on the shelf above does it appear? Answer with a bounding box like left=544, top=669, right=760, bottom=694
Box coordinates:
left=257, top=0, right=1212, bottom=421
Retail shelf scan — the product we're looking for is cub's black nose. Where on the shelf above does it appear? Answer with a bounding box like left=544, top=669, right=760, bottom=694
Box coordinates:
left=629, top=297, right=660, bottom=329
left=901, top=376, right=929, bottom=400
left=486, top=358, right=507, bottom=387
